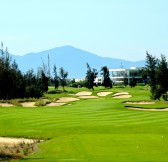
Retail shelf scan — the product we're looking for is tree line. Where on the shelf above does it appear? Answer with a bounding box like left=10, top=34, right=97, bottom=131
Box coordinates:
left=0, top=43, right=69, bottom=99
left=1, top=43, right=167, bottom=100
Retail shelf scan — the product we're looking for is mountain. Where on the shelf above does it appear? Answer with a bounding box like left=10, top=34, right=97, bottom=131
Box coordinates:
left=12, top=45, right=145, bottom=78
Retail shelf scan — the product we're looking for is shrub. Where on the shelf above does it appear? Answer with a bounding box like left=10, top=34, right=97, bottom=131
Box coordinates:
left=35, top=100, right=46, bottom=107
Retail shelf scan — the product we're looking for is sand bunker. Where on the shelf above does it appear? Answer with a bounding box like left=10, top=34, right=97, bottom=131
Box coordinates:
left=112, top=92, right=129, bottom=97
left=0, top=137, right=36, bottom=147
left=112, top=92, right=132, bottom=98
left=97, top=92, right=113, bottom=96
left=21, top=102, right=36, bottom=107
left=125, top=101, right=155, bottom=104
left=0, top=103, right=14, bottom=107
left=127, top=107, right=168, bottom=111
left=113, top=95, right=132, bottom=98
left=76, top=91, right=92, bottom=96
left=46, top=102, right=66, bottom=106
left=78, top=96, right=99, bottom=99
left=56, top=97, right=79, bottom=103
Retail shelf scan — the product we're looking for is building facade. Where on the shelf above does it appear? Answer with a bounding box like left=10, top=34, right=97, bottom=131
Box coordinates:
left=109, top=67, right=143, bottom=84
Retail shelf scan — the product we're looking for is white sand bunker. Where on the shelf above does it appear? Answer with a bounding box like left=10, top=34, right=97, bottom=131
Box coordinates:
left=76, top=91, right=92, bottom=96
left=125, top=101, right=155, bottom=104
left=78, top=96, right=98, bottom=99
left=0, top=103, right=14, bottom=107
left=46, top=102, right=66, bottom=106
left=21, top=102, right=36, bottom=107
left=56, top=97, right=79, bottom=103
left=97, top=92, right=113, bottom=96
left=127, top=107, right=168, bottom=111
left=112, top=92, right=132, bottom=98
left=0, top=137, right=36, bottom=147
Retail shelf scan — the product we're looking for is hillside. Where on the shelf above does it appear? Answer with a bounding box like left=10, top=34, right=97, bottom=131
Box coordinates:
left=12, top=45, right=145, bottom=78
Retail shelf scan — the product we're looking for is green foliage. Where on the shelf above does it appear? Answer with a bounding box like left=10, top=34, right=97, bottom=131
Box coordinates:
left=59, top=67, right=68, bottom=91
left=157, top=54, right=168, bottom=100
left=53, top=65, right=59, bottom=89
left=123, top=77, right=128, bottom=87
left=85, top=63, right=98, bottom=90
left=139, top=68, right=148, bottom=85
left=129, top=77, right=137, bottom=87
left=38, top=69, right=48, bottom=92
left=101, top=66, right=112, bottom=88
left=0, top=43, right=25, bottom=99
left=0, top=43, right=50, bottom=99
left=25, top=85, right=43, bottom=98
left=145, top=52, right=168, bottom=100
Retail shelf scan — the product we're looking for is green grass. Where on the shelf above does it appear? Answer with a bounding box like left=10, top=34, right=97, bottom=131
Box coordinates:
left=1, top=86, right=168, bottom=161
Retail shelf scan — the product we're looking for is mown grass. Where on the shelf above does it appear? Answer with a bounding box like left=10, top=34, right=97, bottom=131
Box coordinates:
left=0, top=86, right=168, bottom=161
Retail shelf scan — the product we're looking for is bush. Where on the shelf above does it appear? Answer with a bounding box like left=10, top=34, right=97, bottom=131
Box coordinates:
left=35, top=100, right=46, bottom=107
left=25, top=86, right=43, bottom=98
left=163, top=93, right=168, bottom=101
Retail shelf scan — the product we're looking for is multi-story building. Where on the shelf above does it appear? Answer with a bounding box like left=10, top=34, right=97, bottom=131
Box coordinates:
left=109, top=67, right=143, bottom=84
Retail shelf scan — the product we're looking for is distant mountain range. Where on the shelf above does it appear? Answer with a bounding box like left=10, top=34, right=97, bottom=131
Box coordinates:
left=11, top=45, right=145, bottom=78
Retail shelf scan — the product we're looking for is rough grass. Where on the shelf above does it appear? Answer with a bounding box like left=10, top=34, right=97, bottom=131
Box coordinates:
left=0, top=141, right=39, bottom=161
left=0, top=86, right=168, bottom=161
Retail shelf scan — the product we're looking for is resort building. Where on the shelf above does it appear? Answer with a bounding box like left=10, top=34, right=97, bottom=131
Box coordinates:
left=109, top=67, right=143, bottom=84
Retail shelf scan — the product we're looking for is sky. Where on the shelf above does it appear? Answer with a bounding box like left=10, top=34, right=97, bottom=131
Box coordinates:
left=1, top=0, right=168, bottom=61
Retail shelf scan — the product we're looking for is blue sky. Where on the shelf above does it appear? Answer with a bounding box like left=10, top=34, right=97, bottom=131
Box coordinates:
left=1, top=0, right=168, bottom=61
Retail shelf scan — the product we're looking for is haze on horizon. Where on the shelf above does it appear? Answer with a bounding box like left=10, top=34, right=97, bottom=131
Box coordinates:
left=1, top=0, right=168, bottom=61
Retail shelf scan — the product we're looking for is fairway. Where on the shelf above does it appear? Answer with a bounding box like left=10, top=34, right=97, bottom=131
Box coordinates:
left=0, top=86, right=168, bottom=161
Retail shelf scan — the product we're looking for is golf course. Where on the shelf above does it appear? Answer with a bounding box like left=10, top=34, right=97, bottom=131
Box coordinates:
left=0, top=86, right=168, bottom=161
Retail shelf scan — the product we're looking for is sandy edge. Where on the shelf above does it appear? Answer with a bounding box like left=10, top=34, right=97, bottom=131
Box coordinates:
left=78, top=96, right=99, bottom=99
left=0, top=137, right=37, bottom=146
left=112, top=92, right=129, bottom=97
left=127, top=107, right=168, bottom=111
left=125, top=101, right=155, bottom=104
left=113, top=95, right=132, bottom=98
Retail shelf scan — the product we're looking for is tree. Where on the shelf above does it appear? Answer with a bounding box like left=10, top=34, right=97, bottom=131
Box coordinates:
left=101, top=66, right=112, bottom=88
left=24, top=69, right=43, bottom=98
left=139, top=68, right=148, bottom=85
left=124, top=76, right=128, bottom=87
left=157, top=54, right=168, bottom=100
left=129, top=77, right=137, bottom=87
left=0, top=42, right=50, bottom=99
left=145, top=51, right=158, bottom=99
left=85, top=63, right=98, bottom=91
left=0, top=43, right=25, bottom=99
left=59, top=67, right=68, bottom=91
left=38, top=69, right=48, bottom=92
left=53, top=65, right=59, bottom=89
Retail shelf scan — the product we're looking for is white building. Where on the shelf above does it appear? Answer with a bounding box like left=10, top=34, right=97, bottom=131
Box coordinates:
left=109, top=67, right=143, bottom=84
